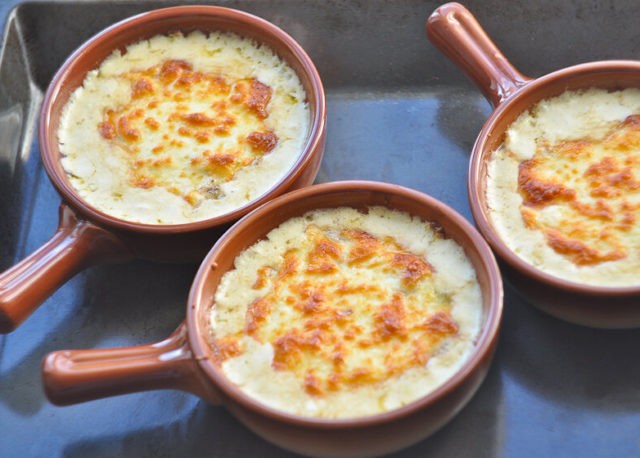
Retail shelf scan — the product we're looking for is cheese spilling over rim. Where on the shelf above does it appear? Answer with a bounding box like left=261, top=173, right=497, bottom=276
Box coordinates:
left=59, top=31, right=310, bottom=225
left=487, top=88, right=640, bottom=286
left=210, top=207, right=483, bottom=419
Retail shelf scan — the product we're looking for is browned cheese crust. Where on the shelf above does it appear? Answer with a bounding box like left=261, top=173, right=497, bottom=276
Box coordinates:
left=212, top=224, right=459, bottom=396
left=517, top=115, right=640, bottom=266
left=96, top=59, right=277, bottom=205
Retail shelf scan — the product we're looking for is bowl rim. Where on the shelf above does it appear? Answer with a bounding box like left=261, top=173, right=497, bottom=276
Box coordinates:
left=38, top=4, right=326, bottom=234
left=469, top=59, right=640, bottom=297
left=186, top=180, right=504, bottom=428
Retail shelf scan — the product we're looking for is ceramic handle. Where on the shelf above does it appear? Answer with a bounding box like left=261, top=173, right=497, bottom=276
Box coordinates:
left=426, top=2, right=531, bottom=107
left=42, top=322, right=221, bottom=405
left=0, top=203, right=131, bottom=333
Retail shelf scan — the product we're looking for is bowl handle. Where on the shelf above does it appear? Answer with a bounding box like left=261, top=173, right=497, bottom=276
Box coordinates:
left=0, top=203, right=132, bottom=333
left=42, top=322, right=222, bottom=405
left=426, top=2, right=532, bottom=107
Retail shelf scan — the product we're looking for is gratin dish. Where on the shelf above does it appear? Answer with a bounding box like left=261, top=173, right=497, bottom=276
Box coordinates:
left=427, top=2, right=640, bottom=328
left=42, top=181, right=503, bottom=458
left=0, top=5, right=326, bottom=333
left=4, top=2, right=640, bottom=457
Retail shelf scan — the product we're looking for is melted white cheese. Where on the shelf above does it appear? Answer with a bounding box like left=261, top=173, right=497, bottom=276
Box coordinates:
left=487, top=88, right=640, bottom=286
left=59, top=31, right=309, bottom=224
left=211, top=207, right=483, bottom=419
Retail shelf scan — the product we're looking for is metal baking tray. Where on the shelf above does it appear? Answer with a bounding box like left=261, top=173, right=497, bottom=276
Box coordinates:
left=1, top=1, right=639, bottom=456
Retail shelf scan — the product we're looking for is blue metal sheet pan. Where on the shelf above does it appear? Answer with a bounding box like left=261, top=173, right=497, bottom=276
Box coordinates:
left=1, top=1, right=639, bottom=456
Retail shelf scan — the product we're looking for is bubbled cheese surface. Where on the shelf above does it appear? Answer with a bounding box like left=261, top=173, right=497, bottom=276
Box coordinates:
left=210, top=207, right=483, bottom=419
left=59, top=31, right=309, bottom=224
left=487, top=88, right=640, bottom=286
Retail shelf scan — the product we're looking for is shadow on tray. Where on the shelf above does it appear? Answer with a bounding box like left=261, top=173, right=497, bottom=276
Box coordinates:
left=0, top=259, right=198, bottom=415
left=500, top=282, right=640, bottom=411
left=62, top=401, right=303, bottom=458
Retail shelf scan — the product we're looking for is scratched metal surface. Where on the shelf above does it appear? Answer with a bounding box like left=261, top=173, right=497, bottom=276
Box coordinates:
left=0, top=1, right=639, bottom=457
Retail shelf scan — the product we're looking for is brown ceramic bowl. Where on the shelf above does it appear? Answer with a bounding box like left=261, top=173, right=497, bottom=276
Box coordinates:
left=427, top=2, right=640, bottom=328
left=0, top=5, right=326, bottom=333
left=42, top=181, right=503, bottom=458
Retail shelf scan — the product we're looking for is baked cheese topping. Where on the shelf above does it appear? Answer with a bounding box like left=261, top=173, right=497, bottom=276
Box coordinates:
left=487, top=88, right=640, bottom=286
left=59, top=31, right=309, bottom=224
left=211, top=207, right=482, bottom=418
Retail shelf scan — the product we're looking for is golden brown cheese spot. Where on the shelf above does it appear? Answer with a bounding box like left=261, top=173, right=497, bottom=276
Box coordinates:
left=520, top=206, right=539, bottom=229
left=278, top=251, right=299, bottom=279
left=95, top=59, right=278, bottom=201
left=131, top=78, right=154, bottom=99
left=519, top=158, right=576, bottom=206
left=176, top=72, right=204, bottom=89
left=272, top=328, right=323, bottom=371
left=246, top=131, right=278, bottom=153
left=183, top=191, right=199, bottom=206
left=570, top=199, right=614, bottom=221
left=291, top=283, right=325, bottom=315
left=145, top=117, right=159, bottom=130
left=374, top=294, right=407, bottom=341
left=252, top=266, right=273, bottom=289
left=215, top=117, right=236, bottom=135
left=424, top=310, right=459, bottom=336
left=307, top=229, right=342, bottom=274
left=212, top=336, right=244, bottom=364
left=344, top=367, right=376, bottom=387
left=216, top=224, right=459, bottom=395
left=231, top=78, right=273, bottom=119
left=159, top=59, right=192, bottom=82
left=344, top=229, right=379, bottom=264
left=516, top=115, right=640, bottom=266
left=178, top=126, right=192, bottom=137
left=181, top=112, right=216, bottom=127
left=246, top=298, right=270, bottom=338
left=619, top=201, right=637, bottom=231
left=207, top=151, right=236, bottom=166
left=545, top=229, right=626, bottom=266
left=585, top=156, right=619, bottom=178
left=117, top=115, right=141, bottom=142
left=391, top=253, right=433, bottom=287
left=195, top=132, right=211, bottom=143
left=304, top=371, right=324, bottom=395
left=411, top=340, right=431, bottom=366
left=152, top=155, right=172, bottom=167
left=98, top=121, right=116, bottom=140
left=585, top=157, right=640, bottom=198
left=132, top=174, right=155, bottom=189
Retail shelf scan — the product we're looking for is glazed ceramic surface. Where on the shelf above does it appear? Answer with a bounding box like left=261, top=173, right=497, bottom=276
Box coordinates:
left=42, top=181, right=503, bottom=458
left=0, top=5, right=326, bottom=332
left=427, top=2, right=640, bottom=328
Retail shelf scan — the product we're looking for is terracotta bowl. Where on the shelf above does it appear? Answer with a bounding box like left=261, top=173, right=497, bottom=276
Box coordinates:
left=427, top=2, right=640, bottom=328
left=42, top=181, right=503, bottom=458
left=0, top=5, right=326, bottom=333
